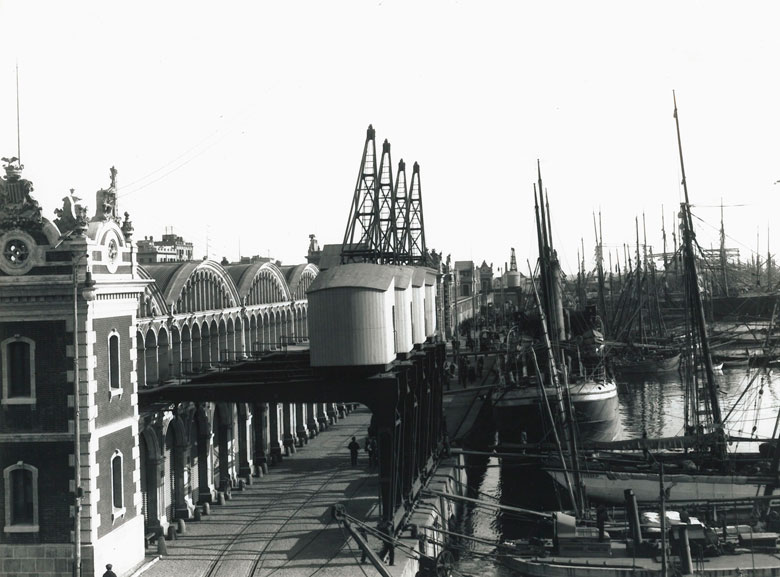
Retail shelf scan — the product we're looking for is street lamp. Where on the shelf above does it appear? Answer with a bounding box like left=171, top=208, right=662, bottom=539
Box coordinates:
left=73, top=255, right=96, bottom=577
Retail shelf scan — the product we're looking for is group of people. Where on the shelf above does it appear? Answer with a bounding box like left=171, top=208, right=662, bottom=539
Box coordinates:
left=348, top=435, right=378, bottom=467
left=454, top=352, right=484, bottom=388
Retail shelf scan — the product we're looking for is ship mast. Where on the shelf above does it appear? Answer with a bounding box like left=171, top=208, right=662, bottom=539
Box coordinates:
left=673, top=92, right=725, bottom=458
left=594, top=211, right=609, bottom=337
left=719, top=199, right=729, bottom=296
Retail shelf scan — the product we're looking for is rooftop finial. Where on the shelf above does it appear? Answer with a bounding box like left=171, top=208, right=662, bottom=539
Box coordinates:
left=1, top=156, right=23, bottom=181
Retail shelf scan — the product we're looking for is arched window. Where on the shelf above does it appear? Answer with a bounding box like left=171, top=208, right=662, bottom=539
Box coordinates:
left=108, top=331, right=121, bottom=391
left=3, top=462, right=38, bottom=533
left=111, top=451, right=125, bottom=520
left=1, top=336, right=35, bottom=405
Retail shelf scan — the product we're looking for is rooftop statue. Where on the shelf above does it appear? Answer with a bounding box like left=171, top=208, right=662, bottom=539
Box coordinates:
left=0, top=156, right=43, bottom=233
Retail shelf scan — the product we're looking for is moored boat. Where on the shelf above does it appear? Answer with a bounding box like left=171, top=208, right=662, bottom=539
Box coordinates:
left=492, top=164, right=619, bottom=445
left=544, top=94, right=780, bottom=510
left=612, top=351, right=681, bottom=375
left=493, top=375, right=619, bottom=443
left=498, top=506, right=780, bottom=577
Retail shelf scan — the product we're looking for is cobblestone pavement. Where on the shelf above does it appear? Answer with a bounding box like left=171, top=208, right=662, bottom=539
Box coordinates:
left=138, top=408, right=385, bottom=577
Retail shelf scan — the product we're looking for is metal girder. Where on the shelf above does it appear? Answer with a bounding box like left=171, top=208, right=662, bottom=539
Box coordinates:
left=406, top=162, right=428, bottom=266
left=342, top=125, right=380, bottom=263
left=139, top=343, right=448, bottom=529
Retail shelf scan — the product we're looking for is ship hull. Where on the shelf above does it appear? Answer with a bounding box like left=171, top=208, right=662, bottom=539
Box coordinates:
left=613, top=352, right=681, bottom=375
left=546, top=468, right=773, bottom=504
left=492, top=380, right=619, bottom=443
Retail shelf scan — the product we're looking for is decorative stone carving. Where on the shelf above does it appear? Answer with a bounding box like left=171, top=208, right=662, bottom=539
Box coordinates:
left=93, top=166, right=121, bottom=223
left=0, top=157, right=43, bottom=233
left=121, top=211, right=134, bottom=241
left=53, top=188, right=89, bottom=236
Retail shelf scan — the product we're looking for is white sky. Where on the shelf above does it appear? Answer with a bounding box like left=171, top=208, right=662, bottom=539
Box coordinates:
left=1, top=0, right=779, bottom=274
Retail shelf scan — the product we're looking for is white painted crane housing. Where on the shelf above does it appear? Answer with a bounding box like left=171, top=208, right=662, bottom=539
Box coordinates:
left=424, top=269, right=437, bottom=337
left=411, top=267, right=427, bottom=345
left=307, top=263, right=397, bottom=370
left=393, top=266, right=414, bottom=355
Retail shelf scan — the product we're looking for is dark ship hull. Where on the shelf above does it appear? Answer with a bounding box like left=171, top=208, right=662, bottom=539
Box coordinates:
left=492, top=378, right=619, bottom=443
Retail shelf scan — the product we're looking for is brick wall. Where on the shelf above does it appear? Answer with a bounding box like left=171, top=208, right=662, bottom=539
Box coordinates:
left=96, top=429, right=137, bottom=540
left=0, top=544, right=73, bottom=576
left=93, top=317, right=133, bottom=429
left=0, top=320, right=68, bottom=433
left=0, top=441, right=72, bottom=544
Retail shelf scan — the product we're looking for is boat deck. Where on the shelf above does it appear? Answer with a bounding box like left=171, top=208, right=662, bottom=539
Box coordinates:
left=501, top=540, right=780, bottom=576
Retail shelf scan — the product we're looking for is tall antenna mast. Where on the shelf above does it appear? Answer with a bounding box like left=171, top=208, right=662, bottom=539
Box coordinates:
left=16, top=62, right=21, bottom=163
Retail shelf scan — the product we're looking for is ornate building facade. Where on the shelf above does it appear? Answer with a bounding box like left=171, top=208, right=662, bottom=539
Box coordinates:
left=0, top=159, right=319, bottom=577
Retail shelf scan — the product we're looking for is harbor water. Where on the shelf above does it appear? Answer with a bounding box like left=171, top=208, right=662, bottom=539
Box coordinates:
left=453, top=366, right=780, bottom=576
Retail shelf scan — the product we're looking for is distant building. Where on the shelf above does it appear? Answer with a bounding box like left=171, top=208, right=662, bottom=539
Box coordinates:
left=306, top=234, right=322, bottom=267
left=137, top=233, right=193, bottom=264
left=454, top=261, right=478, bottom=297
left=239, top=255, right=273, bottom=265
left=478, top=261, right=493, bottom=294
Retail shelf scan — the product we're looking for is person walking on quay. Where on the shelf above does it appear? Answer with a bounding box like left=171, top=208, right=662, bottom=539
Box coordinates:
left=102, top=564, right=118, bottom=577
left=366, top=436, right=378, bottom=468
left=348, top=436, right=361, bottom=466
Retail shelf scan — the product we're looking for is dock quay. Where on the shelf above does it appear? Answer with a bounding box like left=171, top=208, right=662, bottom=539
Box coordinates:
left=132, top=343, right=495, bottom=577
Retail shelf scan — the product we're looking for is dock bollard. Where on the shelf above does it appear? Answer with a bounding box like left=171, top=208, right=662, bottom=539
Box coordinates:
left=177, top=519, right=186, bottom=535
left=157, top=535, right=168, bottom=556
left=167, top=525, right=177, bottom=541
left=202, top=502, right=210, bottom=516
left=239, top=479, right=246, bottom=490
left=194, top=507, right=202, bottom=521
left=217, top=492, right=226, bottom=506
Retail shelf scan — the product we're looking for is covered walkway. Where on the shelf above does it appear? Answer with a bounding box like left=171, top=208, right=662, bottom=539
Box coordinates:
left=137, top=407, right=392, bottom=577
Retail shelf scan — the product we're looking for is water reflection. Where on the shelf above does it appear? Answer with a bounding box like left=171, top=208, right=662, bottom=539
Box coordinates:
left=616, top=367, right=780, bottom=442
left=456, top=367, right=780, bottom=576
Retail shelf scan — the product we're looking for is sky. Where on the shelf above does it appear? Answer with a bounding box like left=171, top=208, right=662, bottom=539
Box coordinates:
left=1, top=1, right=779, bottom=275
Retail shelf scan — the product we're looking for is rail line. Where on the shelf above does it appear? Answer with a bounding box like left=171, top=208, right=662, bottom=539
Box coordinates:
left=198, top=422, right=373, bottom=577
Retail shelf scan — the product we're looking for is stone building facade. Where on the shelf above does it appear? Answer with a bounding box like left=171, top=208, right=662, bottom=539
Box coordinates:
left=0, top=159, right=321, bottom=577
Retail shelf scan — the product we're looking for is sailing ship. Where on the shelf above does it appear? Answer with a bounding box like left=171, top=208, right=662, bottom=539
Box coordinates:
left=544, top=93, right=780, bottom=505
left=608, top=216, right=682, bottom=376
left=492, top=164, right=619, bottom=445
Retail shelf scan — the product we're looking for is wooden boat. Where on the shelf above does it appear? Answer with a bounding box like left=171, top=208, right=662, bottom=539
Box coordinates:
left=547, top=463, right=774, bottom=504
left=492, top=165, right=618, bottom=445
left=493, top=374, right=619, bottom=444
left=612, top=351, right=681, bottom=375
left=499, top=508, right=780, bottom=577
left=721, top=357, right=750, bottom=369
left=543, top=94, right=780, bottom=508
